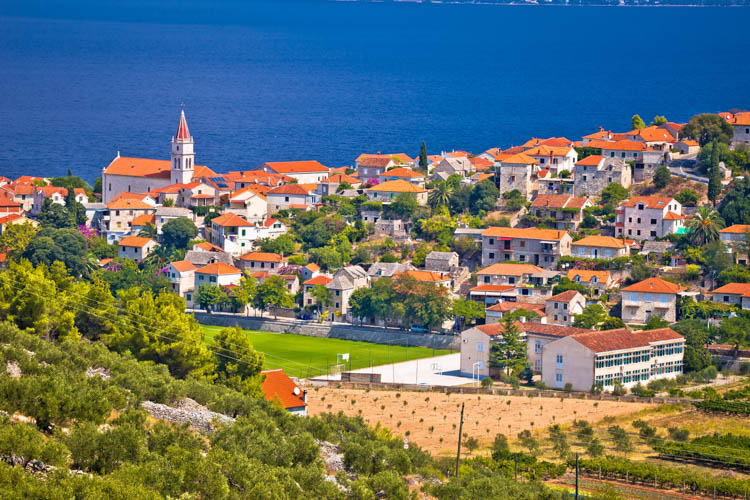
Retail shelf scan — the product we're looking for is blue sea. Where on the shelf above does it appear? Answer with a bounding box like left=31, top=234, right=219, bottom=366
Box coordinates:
left=0, top=0, right=748, bottom=183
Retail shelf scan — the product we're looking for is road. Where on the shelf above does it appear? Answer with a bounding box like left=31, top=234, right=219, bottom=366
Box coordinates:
left=668, top=157, right=708, bottom=184
left=313, top=353, right=472, bottom=387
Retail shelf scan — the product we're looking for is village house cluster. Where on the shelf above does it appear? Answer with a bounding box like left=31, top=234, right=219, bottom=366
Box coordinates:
left=4, top=109, right=749, bottom=393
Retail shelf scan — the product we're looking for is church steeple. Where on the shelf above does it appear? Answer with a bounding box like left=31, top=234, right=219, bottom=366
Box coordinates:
left=171, top=109, right=195, bottom=185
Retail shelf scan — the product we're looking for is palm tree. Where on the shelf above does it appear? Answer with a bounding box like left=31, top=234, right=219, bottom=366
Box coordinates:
left=428, top=182, right=452, bottom=209
left=686, top=206, right=724, bottom=246
left=139, top=222, right=157, bottom=239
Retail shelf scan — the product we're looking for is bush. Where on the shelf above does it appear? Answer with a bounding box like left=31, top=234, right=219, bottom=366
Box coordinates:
left=563, top=383, right=573, bottom=393
left=480, top=377, right=493, bottom=388
left=675, top=188, right=699, bottom=206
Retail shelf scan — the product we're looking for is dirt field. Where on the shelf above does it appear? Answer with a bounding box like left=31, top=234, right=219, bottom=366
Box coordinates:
left=306, top=387, right=655, bottom=455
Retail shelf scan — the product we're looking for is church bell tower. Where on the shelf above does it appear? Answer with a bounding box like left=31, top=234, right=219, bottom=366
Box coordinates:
left=171, top=109, right=195, bottom=185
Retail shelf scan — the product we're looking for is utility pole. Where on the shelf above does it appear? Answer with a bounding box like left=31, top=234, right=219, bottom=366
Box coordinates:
left=455, top=402, right=465, bottom=478
left=575, top=452, right=579, bottom=500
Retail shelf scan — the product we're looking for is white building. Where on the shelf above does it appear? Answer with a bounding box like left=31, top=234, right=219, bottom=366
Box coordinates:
left=620, top=277, right=686, bottom=325
left=117, top=236, right=157, bottom=263
left=708, top=283, right=750, bottom=310
left=615, top=196, right=684, bottom=241
left=167, top=260, right=197, bottom=299
left=253, top=161, right=329, bottom=184
left=101, top=111, right=216, bottom=203
left=541, top=327, right=684, bottom=391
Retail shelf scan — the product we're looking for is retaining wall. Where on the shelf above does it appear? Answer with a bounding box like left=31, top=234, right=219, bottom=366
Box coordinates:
left=194, top=312, right=460, bottom=350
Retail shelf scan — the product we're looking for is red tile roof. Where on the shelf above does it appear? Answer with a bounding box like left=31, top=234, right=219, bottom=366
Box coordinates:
left=486, top=302, right=546, bottom=315
left=106, top=198, right=154, bottom=210
left=211, top=213, right=252, bottom=227
left=469, top=285, right=515, bottom=292
left=119, top=236, right=154, bottom=248
left=469, top=157, right=494, bottom=170
left=482, top=227, right=567, bottom=241
left=368, top=179, right=426, bottom=193
left=619, top=196, right=676, bottom=209
left=571, top=328, right=682, bottom=353
left=395, top=270, right=449, bottom=283
left=260, top=369, right=307, bottom=409
left=240, top=252, right=285, bottom=263
left=267, top=183, right=317, bottom=195
left=566, top=270, right=611, bottom=284
left=105, top=156, right=215, bottom=178
left=709, top=283, right=750, bottom=297
left=477, top=263, right=545, bottom=276
left=548, top=290, right=581, bottom=302
left=575, top=155, right=604, bottom=167
left=195, top=262, right=241, bottom=275
left=304, top=275, right=333, bottom=286
left=531, top=194, right=588, bottom=210
left=499, top=152, right=539, bottom=165
left=721, top=224, right=750, bottom=234
left=572, top=235, right=628, bottom=249
left=621, top=277, right=685, bottom=294
left=600, top=140, right=649, bottom=152
left=261, top=161, right=329, bottom=174
left=382, top=167, right=423, bottom=178
left=171, top=260, right=197, bottom=272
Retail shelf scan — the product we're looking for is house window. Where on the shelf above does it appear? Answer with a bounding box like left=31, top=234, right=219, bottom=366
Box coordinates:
left=186, top=294, right=191, bottom=301
left=650, top=231, right=656, bottom=237
left=488, top=252, right=495, bottom=260
left=535, top=341, right=542, bottom=353
left=484, top=276, right=490, bottom=284
left=477, top=343, right=484, bottom=352
left=556, top=373, right=563, bottom=382
left=650, top=219, right=657, bottom=225
left=509, top=277, right=515, bottom=284
left=520, top=241, right=525, bottom=248
left=556, top=354, right=563, bottom=368
left=210, top=277, right=216, bottom=283
left=583, top=175, right=587, bottom=181
left=519, top=255, right=525, bottom=262
left=489, top=238, right=495, bottom=245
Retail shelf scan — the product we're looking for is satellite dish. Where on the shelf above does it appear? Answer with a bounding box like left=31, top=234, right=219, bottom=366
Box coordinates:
left=293, top=387, right=301, bottom=396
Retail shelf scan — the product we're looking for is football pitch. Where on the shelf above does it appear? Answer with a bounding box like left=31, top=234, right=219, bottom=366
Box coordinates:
left=200, top=324, right=454, bottom=379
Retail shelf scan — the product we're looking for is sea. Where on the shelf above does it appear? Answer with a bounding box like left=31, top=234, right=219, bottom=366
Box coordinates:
left=0, top=0, right=748, bottom=183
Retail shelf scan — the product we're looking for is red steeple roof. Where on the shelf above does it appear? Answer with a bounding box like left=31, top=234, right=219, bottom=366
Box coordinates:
left=176, top=110, right=190, bottom=140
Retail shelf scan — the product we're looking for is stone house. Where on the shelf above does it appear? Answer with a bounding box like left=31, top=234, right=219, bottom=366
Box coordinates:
left=367, top=262, right=415, bottom=280
left=302, top=275, right=334, bottom=310
left=615, top=196, right=684, bottom=241
left=432, top=157, right=472, bottom=179
left=570, top=235, right=631, bottom=260
left=167, top=260, right=197, bottom=299
left=103, top=197, right=156, bottom=243
left=541, top=328, right=684, bottom=391
left=566, top=270, right=613, bottom=298
left=524, top=145, right=578, bottom=175
left=357, top=155, right=395, bottom=181
left=366, top=180, right=428, bottom=205
left=620, top=277, right=685, bottom=324
left=481, top=227, right=572, bottom=269
left=117, top=236, right=157, bottom=263
left=720, top=224, right=750, bottom=265
left=424, top=251, right=459, bottom=272
left=573, top=156, right=631, bottom=198
left=528, top=194, right=590, bottom=231
left=721, top=111, right=750, bottom=146
left=544, top=290, right=586, bottom=326
left=238, top=252, right=288, bottom=273
left=708, top=283, right=750, bottom=310
left=266, top=183, right=319, bottom=212
left=226, top=186, right=268, bottom=222
left=326, top=265, right=369, bottom=320
left=378, top=167, right=426, bottom=187
left=495, top=153, right=539, bottom=200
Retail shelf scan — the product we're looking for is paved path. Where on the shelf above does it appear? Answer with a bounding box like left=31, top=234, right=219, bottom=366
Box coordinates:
left=313, top=353, right=472, bottom=387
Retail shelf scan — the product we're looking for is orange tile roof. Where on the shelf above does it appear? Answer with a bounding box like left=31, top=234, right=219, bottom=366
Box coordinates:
left=267, top=183, right=317, bottom=195
left=395, top=270, right=449, bottom=283
left=37, top=185, right=67, bottom=197
left=531, top=194, right=587, bottom=210
left=263, top=218, right=281, bottom=228
left=118, top=236, right=154, bottom=248
left=107, top=198, right=154, bottom=210
left=382, top=167, right=423, bottom=178
left=324, top=174, right=361, bottom=184
left=469, top=157, right=493, bottom=170
left=525, top=145, right=574, bottom=157
left=520, top=322, right=592, bottom=338
left=486, top=302, right=546, bottom=314
left=358, top=155, right=394, bottom=168
left=195, top=262, right=241, bottom=275
left=304, top=275, right=333, bottom=286
left=548, top=290, right=581, bottom=302
left=621, top=277, right=685, bottom=294
left=211, top=213, right=252, bottom=227
left=566, top=270, right=611, bottom=284
left=721, top=224, right=750, bottom=234
left=499, top=152, right=539, bottom=165
left=575, top=155, right=604, bottom=166
left=571, top=328, right=682, bottom=354
left=469, top=285, right=516, bottom=292
left=367, top=179, right=426, bottom=193
left=477, top=173, right=494, bottom=183
left=619, top=196, right=676, bottom=209
left=664, top=211, right=684, bottom=220
left=583, top=129, right=612, bottom=140
left=727, top=112, right=750, bottom=126
left=482, top=227, right=567, bottom=241
left=171, top=260, right=197, bottom=272
left=239, top=252, right=285, bottom=263
left=260, top=161, right=329, bottom=174
left=0, top=213, right=26, bottom=225
left=501, top=146, right=528, bottom=155
left=600, top=140, right=649, bottom=152
left=105, top=156, right=215, bottom=178
left=260, top=369, right=307, bottom=409
left=131, top=214, right=155, bottom=226
left=709, top=283, right=750, bottom=297
left=230, top=185, right=267, bottom=201
left=305, top=262, right=320, bottom=271
left=194, top=241, right=224, bottom=252
left=477, top=263, right=545, bottom=276
left=539, top=137, right=573, bottom=147
left=572, top=235, right=628, bottom=249
left=679, top=139, right=700, bottom=147
left=583, top=139, right=615, bottom=149
left=627, top=126, right=675, bottom=142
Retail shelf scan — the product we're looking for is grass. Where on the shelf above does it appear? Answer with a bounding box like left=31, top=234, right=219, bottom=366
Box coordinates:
left=200, top=324, right=454, bottom=378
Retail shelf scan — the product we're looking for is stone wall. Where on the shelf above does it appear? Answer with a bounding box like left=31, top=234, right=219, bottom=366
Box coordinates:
left=194, top=312, right=460, bottom=350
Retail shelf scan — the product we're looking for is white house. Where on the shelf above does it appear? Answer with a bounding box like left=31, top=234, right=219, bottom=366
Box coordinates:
left=253, top=161, right=329, bottom=184
left=167, top=260, right=197, bottom=299
left=117, top=236, right=157, bottom=263
left=615, top=196, right=684, bottom=241
left=620, top=277, right=686, bottom=324
left=541, top=327, right=684, bottom=391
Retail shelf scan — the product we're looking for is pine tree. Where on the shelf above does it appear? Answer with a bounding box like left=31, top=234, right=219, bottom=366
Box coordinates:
left=708, top=139, right=722, bottom=205
left=419, top=141, right=428, bottom=172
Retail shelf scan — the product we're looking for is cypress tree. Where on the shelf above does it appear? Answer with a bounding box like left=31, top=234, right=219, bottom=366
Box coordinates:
left=419, top=141, right=428, bottom=172
left=708, top=139, right=722, bottom=205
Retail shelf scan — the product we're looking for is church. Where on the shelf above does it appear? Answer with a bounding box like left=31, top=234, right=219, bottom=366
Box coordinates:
left=102, top=111, right=216, bottom=203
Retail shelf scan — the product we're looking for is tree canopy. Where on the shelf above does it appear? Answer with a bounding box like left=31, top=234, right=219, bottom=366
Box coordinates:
left=681, top=113, right=734, bottom=146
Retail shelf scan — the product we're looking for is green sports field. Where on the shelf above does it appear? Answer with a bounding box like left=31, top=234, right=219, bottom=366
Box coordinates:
left=200, top=325, right=454, bottom=379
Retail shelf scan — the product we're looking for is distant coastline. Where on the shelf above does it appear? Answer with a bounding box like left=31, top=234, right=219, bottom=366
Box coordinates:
left=338, top=0, right=749, bottom=7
